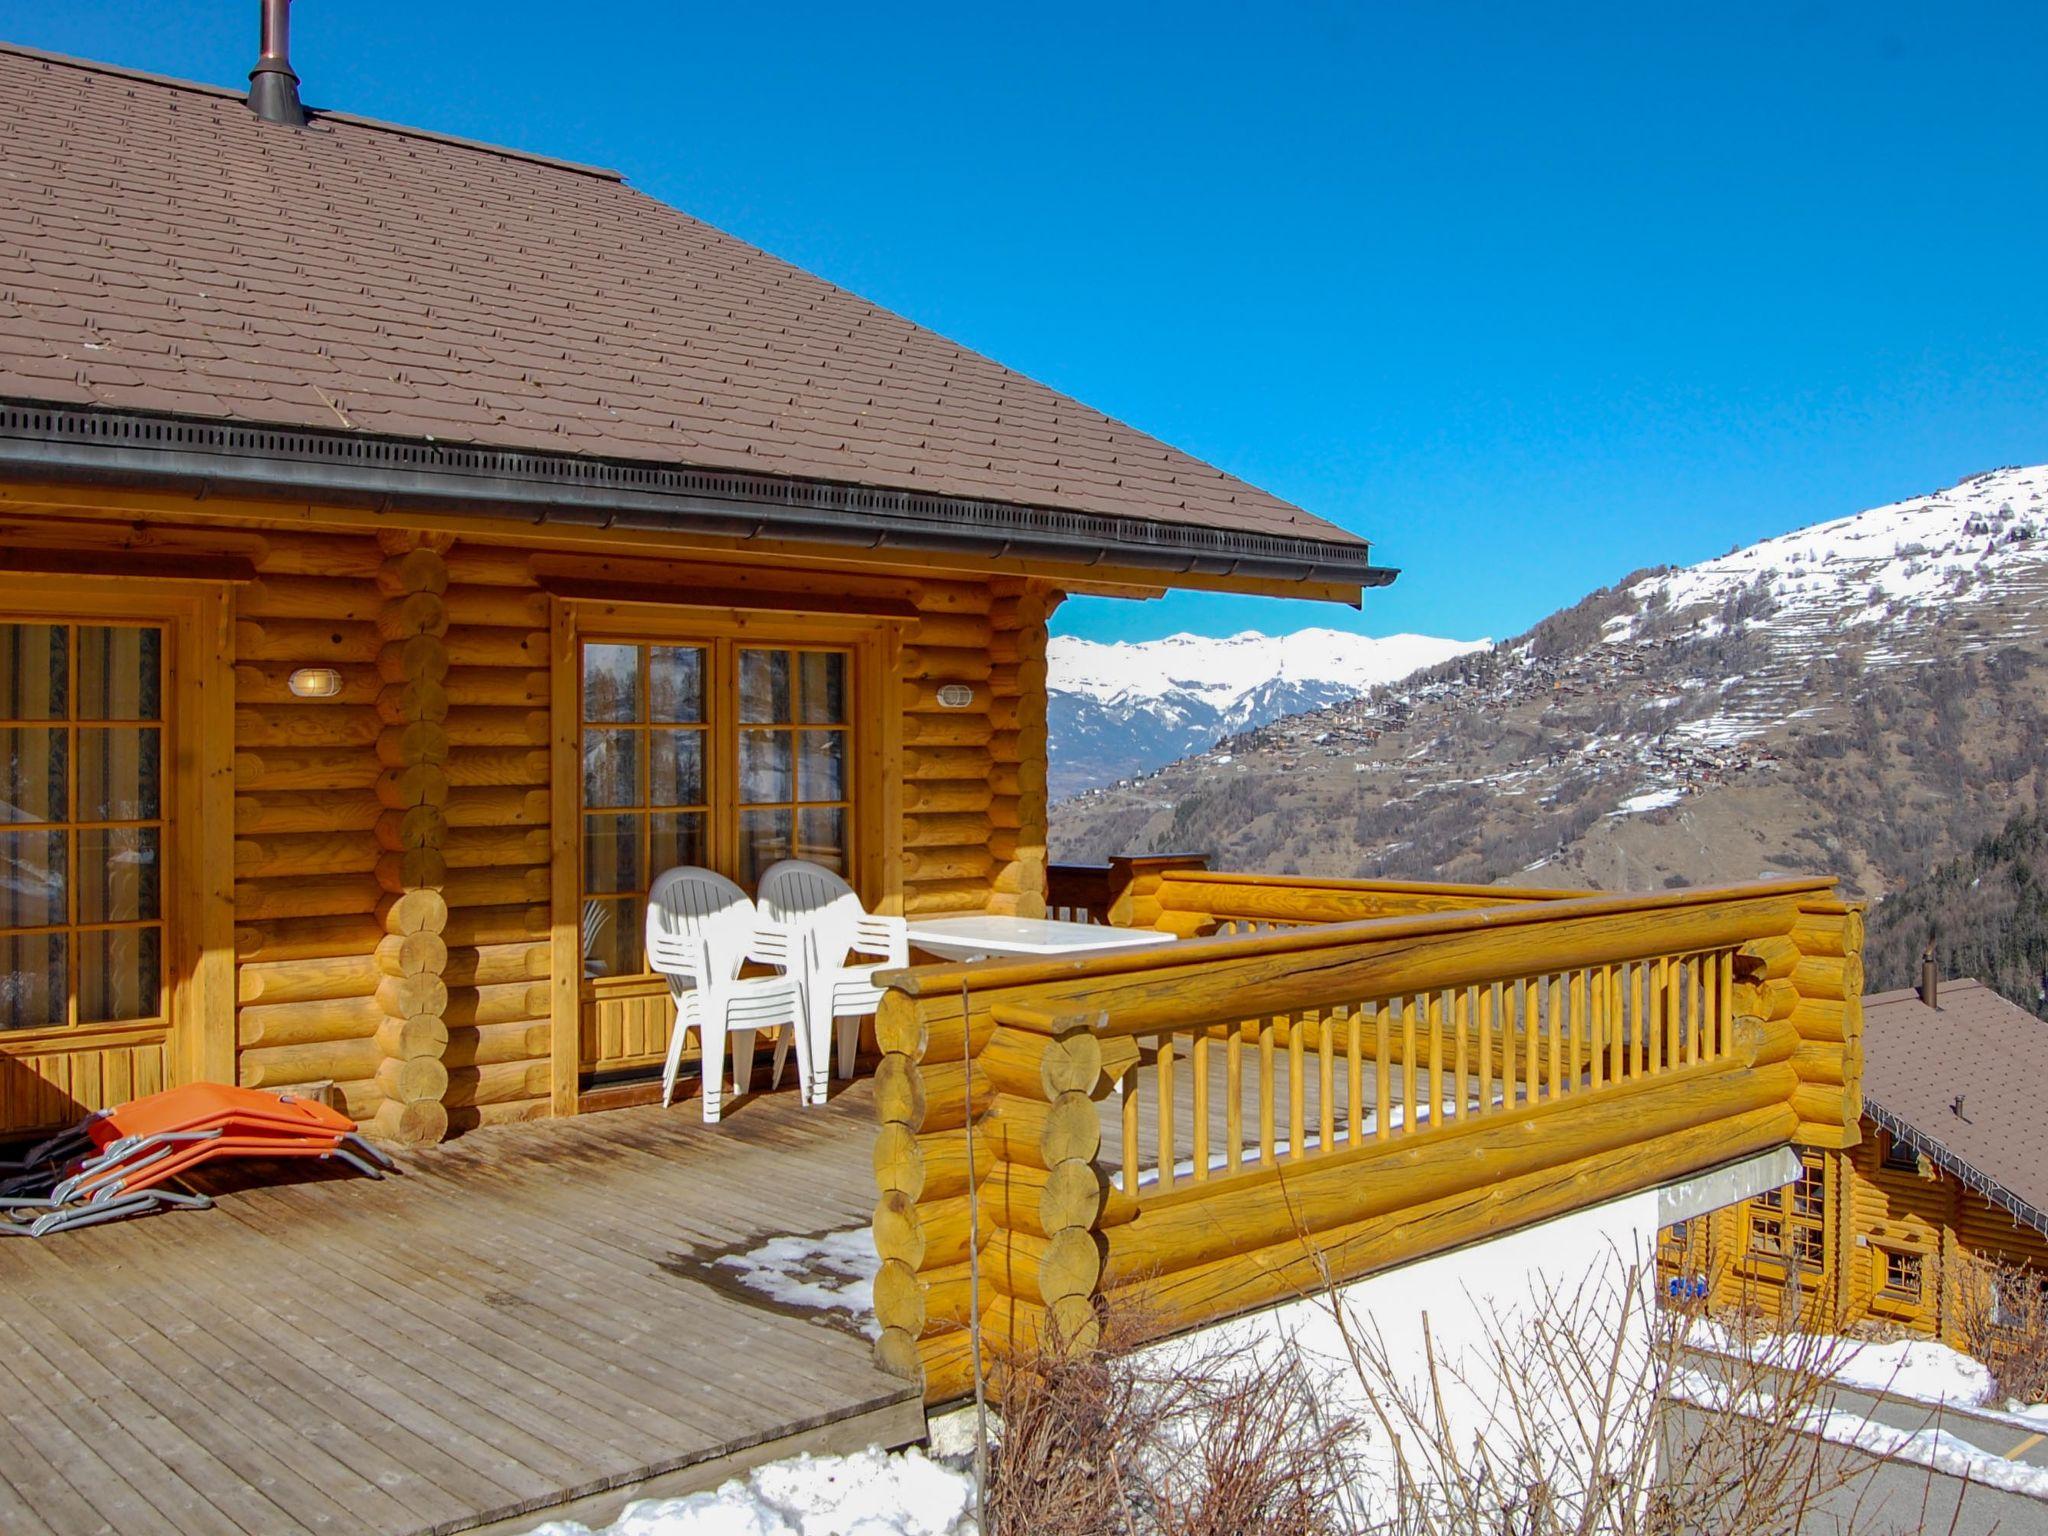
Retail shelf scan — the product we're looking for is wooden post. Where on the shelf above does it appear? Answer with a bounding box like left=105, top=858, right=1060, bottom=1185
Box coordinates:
left=367, top=536, right=452, bottom=1146
left=1105, top=853, right=1209, bottom=934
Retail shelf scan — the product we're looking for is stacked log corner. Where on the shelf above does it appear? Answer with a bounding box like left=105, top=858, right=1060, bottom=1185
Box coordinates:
left=370, top=537, right=454, bottom=1146
left=869, top=984, right=1119, bottom=1404
left=1785, top=898, right=1866, bottom=1149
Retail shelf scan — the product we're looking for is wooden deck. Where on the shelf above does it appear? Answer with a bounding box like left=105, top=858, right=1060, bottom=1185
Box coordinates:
left=0, top=1082, right=921, bottom=1536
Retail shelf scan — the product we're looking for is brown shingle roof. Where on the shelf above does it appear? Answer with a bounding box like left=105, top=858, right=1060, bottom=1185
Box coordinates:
left=1863, top=979, right=2048, bottom=1234
left=0, top=43, right=1368, bottom=557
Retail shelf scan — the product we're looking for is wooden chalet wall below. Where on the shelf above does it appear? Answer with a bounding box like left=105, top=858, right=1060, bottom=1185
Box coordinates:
left=0, top=499, right=1059, bottom=1143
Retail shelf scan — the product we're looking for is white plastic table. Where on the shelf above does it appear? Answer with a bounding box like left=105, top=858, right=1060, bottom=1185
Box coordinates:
left=904, top=915, right=1178, bottom=962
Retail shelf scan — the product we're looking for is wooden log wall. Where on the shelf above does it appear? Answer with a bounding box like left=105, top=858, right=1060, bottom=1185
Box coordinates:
left=983, top=582, right=1056, bottom=920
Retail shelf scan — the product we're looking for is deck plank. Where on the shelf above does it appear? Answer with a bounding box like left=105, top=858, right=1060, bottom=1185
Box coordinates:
left=0, top=1081, right=916, bottom=1536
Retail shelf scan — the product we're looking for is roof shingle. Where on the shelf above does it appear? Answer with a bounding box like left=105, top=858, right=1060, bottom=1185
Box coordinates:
left=0, top=44, right=1363, bottom=551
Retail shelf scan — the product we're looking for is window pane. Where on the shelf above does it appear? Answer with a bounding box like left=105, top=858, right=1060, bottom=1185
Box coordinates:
left=78, top=827, right=160, bottom=924
left=76, top=627, right=161, bottom=721
left=0, top=625, right=66, bottom=720
left=650, top=811, right=706, bottom=874
left=740, top=730, right=792, bottom=804
left=798, top=731, right=845, bottom=803
left=583, top=814, right=642, bottom=895
left=78, top=927, right=160, bottom=1025
left=738, top=809, right=792, bottom=888
left=650, top=730, right=705, bottom=806
left=581, top=896, right=642, bottom=979
left=583, top=644, right=642, bottom=723
left=0, top=931, right=64, bottom=1028
left=79, top=728, right=160, bottom=821
left=799, top=652, right=847, bottom=724
left=649, top=647, right=704, bottom=723
left=739, top=650, right=791, bottom=724
left=0, top=728, right=66, bottom=824
left=0, top=830, right=65, bottom=929
left=798, top=808, right=846, bottom=873
left=582, top=729, right=641, bottom=808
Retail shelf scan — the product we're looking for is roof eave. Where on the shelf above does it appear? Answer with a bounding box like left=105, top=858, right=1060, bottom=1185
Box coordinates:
left=0, top=401, right=1394, bottom=598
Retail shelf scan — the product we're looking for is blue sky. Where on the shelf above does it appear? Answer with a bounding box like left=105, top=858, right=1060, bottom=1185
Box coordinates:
left=8, top=2, right=2047, bottom=646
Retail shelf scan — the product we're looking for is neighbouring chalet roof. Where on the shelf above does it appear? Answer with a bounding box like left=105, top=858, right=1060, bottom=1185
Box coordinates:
left=0, top=43, right=1390, bottom=590
left=1862, top=979, right=2048, bottom=1238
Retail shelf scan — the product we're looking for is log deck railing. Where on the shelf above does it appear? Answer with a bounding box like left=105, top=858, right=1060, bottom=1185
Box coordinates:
left=873, top=863, right=1864, bottom=1402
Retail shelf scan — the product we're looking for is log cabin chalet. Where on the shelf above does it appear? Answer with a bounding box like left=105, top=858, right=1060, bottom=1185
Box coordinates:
left=0, top=28, right=1868, bottom=1406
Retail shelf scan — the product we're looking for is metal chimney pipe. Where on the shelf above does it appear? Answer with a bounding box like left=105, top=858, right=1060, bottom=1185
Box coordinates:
left=247, top=0, right=306, bottom=127
left=1919, top=945, right=1939, bottom=1009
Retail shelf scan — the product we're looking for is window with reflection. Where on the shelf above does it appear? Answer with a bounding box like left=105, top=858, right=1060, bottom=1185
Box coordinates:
left=578, top=640, right=853, bottom=979
left=0, top=622, right=165, bottom=1030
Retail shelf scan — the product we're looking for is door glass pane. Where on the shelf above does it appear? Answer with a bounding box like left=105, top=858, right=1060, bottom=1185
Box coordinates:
left=0, top=830, right=65, bottom=929
left=798, top=652, right=846, bottom=723
left=583, top=644, right=642, bottom=723
left=0, top=728, right=66, bottom=824
left=649, top=730, right=704, bottom=807
left=78, top=927, right=159, bottom=1025
left=738, top=809, right=792, bottom=888
left=0, top=931, right=64, bottom=1028
left=582, top=729, right=640, bottom=807
left=581, top=896, right=641, bottom=980
left=739, top=650, right=790, bottom=724
left=649, top=647, right=705, bottom=723
left=798, top=731, right=845, bottom=803
left=649, top=811, right=706, bottom=874
left=798, top=808, right=846, bottom=873
left=582, top=814, right=642, bottom=895
left=0, top=625, right=66, bottom=720
left=79, top=728, right=160, bottom=821
left=77, top=827, right=159, bottom=924
left=76, top=627, right=161, bottom=720
left=740, top=730, right=792, bottom=804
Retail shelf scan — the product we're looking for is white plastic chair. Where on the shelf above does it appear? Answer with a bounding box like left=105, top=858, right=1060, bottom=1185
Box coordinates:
left=757, top=860, right=908, bottom=1105
left=644, top=866, right=807, bottom=1122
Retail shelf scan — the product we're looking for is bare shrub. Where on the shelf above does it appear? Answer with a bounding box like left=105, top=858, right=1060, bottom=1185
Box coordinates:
left=1953, top=1251, right=2048, bottom=1405
left=984, top=1312, right=1363, bottom=1536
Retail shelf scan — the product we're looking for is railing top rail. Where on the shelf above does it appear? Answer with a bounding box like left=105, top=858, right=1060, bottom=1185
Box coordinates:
left=1154, top=869, right=1589, bottom=901
left=881, top=876, right=1840, bottom=1000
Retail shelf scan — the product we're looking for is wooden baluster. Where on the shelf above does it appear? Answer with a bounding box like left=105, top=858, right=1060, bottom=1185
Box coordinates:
left=1540, top=978, right=1556, bottom=1097
left=1665, top=957, right=1682, bottom=1070
left=1523, top=977, right=1540, bottom=1105
left=1648, top=958, right=1666, bottom=1074
left=1191, top=1030, right=1210, bottom=1183
left=1157, top=1033, right=1177, bottom=1191
left=1608, top=964, right=1626, bottom=1083
left=1422, top=991, right=1442, bottom=1128
left=1226, top=1024, right=1245, bottom=1174
left=1450, top=987, right=1470, bottom=1120
left=1259, top=1018, right=1277, bottom=1166
left=1565, top=970, right=1583, bottom=1095
left=1719, top=949, right=1735, bottom=1058
left=1319, top=1005, right=1337, bottom=1152
left=1288, top=1009, right=1307, bottom=1162
left=1476, top=983, right=1495, bottom=1117
left=1686, top=955, right=1701, bottom=1064
left=1494, top=980, right=1513, bottom=1109
left=1346, top=1002, right=1365, bottom=1146
left=1632, top=962, right=1648, bottom=1077
left=1399, top=996, right=1418, bottom=1135
left=1588, top=966, right=1604, bottom=1091
left=1374, top=1003, right=1393, bottom=1141
left=1121, top=1056, right=1140, bottom=1193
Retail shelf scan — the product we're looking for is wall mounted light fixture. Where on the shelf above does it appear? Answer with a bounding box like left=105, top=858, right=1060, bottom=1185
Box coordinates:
left=936, top=683, right=975, bottom=709
left=287, top=667, right=344, bottom=698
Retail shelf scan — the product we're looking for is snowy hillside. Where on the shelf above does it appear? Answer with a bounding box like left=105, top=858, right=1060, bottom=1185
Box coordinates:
left=1047, top=628, right=1485, bottom=796
left=1053, top=465, right=2048, bottom=899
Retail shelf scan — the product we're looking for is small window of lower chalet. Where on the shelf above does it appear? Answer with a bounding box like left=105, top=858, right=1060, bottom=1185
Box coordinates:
left=1746, top=1153, right=1827, bottom=1273
left=0, top=622, right=166, bottom=1030
left=579, top=639, right=853, bottom=979
left=1882, top=1133, right=1921, bottom=1172
left=1991, top=1270, right=2048, bottom=1330
left=1880, top=1248, right=1924, bottom=1302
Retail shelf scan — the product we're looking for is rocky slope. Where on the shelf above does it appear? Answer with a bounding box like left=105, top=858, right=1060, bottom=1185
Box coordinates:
left=1046, top=628, right=1483, bottom=796
left=1052, top=466, right=2048, bottom=900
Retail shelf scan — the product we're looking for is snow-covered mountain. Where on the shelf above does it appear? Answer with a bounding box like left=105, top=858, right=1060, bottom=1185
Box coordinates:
left=1047, top=628, right=1486, bottom=796
left=1053, top=465, right=2048, bottom=900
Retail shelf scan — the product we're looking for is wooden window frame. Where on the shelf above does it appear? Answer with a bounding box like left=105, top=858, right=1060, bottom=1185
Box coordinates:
left=547, top=597, right=902, bottom=1114
left=0, top=577, right=233, bottom=1092
left=1878, top=1246, right=1925, bottom=1304
left=1738, top=1153, right=1829, bottom=1284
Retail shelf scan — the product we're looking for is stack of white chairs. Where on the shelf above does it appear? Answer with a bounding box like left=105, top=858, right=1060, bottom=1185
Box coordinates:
left=644, top=867, right=805, bottom=1123
left=757, top=860, right=908, bottom=1105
